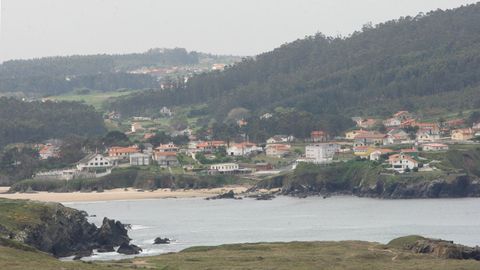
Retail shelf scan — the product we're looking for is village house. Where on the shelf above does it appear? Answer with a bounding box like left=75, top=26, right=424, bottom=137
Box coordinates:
left=154, top=152, right=179, bottom=167
left=357, top=118, right=378, bottom=129
left=416, top=130, right=441, bottom=143
left=38, top=144, right=60, bottom=160
left=160, top=106, right=173, bottom=117
left=132, top=116, right=152, bottom=121
left=108, top=146, right=140, bottom=160
left=393, top=111, right=413, bottom=121
left=345, top=129, right=369, bottom=140
left=353, top=132, right=387, bottom=147
left=451, top=128, right=475, bottom=141
left=129, top=153, right=151, bottom=166
left=369, top=149, right=394, bottom=161
left=422, top=143, right=449, bottom=152
left=156, top=142, right=179, bottom=152
left=209, top=163, right=241, bottom=175
left=266, top=135, right=295, bottom=144
left=383, top=118, right=402, bottom=127
left=310, top=131, right=329, bottom=143
left=388, top=153, right=419, bottom=173
left=195, top=141, right=227, bottom=153
left=473, top=122, right=480, bottom=132
left=383, top=129, right=410, bottom=145
left=266, top=144, right=291, bottom=158
left=131, top=122, right=143, bottom=133
left=260, top=113, right=273, bottom=120
left=416, top=122, right=440, bottom=134
left=353, top=146, right=375, bottom=159
left=77, top=153, right=114, bottom=171
left=227, top=142, right=262, bottom=156
left=304, top=143, right=340, bottom=163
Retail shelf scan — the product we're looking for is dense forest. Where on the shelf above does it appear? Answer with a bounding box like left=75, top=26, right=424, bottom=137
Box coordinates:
left=108, top=4, right=480, bottom=127
left=0, top=48, right=198, bottom=95
left=0, top=98, right=106, bottom=147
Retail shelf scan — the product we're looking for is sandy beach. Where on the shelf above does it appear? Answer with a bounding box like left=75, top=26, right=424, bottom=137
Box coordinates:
left=0, top=186, right=249, bottom=203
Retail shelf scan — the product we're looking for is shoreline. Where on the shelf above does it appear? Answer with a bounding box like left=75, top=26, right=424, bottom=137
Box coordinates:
left=0, top=186, right=249, bottom=203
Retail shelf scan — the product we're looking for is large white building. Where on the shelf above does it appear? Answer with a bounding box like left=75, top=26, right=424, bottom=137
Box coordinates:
left=209, top=163, right=239, bottom=173
left=305, top=143, right=340, bottom=163
left=77, top=154, right=114, bottom=171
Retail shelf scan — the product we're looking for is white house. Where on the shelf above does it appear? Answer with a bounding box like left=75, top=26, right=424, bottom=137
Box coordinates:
left=416, top=131, right=440, bottom=143
left=209, top=163, right=239, bottom=174
left=266, top=135, right=294, bottom=144
left=388, top=154, right=419, bottom=173
left=305, top=143, right=340, bottom=163
left=422, top=143, right=449, bottom=152
left=77, top=154, right=114, bottom=171
left=160, top=106, right=173, bottom=117
left=227, top=142, right=262, bottom=156
left=129, top=153, right=151, bottom=166
left=383, top=118, right=401, bottom=127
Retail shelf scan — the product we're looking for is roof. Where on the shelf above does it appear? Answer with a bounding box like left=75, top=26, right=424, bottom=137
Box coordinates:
left=311, top=131, right=327, bottom=137
left=155, top=152, right=177, bottom=157
left=230, top=142, right=258, bottom=148
left=108, top=146, right=140, bottom=154
left=78, top=153, right=105, bottom=164
left=394, top=111, right=410, bottom=117
left=389, top=154, right=418, bottom=164
left=266, top=144, right=291, bottom=151
left=354, top=133, right=386, bottom=139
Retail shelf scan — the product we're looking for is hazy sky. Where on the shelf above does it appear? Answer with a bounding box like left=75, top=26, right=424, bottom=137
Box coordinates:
left=0, top=0, right=478, bottom=62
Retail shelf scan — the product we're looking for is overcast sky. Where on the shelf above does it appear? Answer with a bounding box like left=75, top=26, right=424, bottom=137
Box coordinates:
left=0, top=0, right=478, bottom=62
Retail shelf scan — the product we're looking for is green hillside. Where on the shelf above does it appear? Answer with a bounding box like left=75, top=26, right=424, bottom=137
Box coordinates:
left=109, top=3, right=480, bottom=130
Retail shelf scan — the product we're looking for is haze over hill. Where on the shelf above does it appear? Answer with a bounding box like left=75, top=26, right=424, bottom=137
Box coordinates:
left=1, top=0, right=478, bottom=61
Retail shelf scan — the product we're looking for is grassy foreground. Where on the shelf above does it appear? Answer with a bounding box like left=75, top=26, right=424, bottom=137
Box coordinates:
left=2, top=240, right=480, bottom=270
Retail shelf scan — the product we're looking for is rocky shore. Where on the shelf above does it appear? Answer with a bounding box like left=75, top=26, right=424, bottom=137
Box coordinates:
left=253, top=173, right=480, bottom=199
left=0, top=200, right=139, bottom=258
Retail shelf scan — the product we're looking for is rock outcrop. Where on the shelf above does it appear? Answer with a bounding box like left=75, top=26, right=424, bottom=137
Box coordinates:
left=206, top=190, right=242, bottom=200
left=117, top=243, right=142, bottom=255
left=398, top=237, right=480, bottom=260
left=2, top=202, right=133, bottom=258
left=154, top=237, right=171, bottom=244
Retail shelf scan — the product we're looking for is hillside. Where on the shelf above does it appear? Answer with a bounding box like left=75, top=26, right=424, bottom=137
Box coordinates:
left=0, top=48, right=238, bottom=96
left=109, top=3, right=480, bottom=133
left=0, top=98, right=106, bottom=147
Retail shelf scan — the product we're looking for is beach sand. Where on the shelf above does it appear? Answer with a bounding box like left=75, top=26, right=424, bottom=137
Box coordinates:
left=0, top=186, right=249, bottom=203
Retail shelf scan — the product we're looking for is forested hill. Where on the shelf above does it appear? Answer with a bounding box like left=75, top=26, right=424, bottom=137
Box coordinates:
left=0, top=48, right=198, bottom=96
left=0, top=98, right=106, bottom=147
left=109, top=3, right=480, bottom=120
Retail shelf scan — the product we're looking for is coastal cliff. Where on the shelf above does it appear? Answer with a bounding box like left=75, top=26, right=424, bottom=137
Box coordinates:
left=0, top=198, right=132, bottom=258
left=253, top=159, right=480, bottom=199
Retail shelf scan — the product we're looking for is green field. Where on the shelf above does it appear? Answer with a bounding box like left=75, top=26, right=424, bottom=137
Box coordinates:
left=2, top=240, right=480, bottom=270
left=47, top=90, right=139, bottom=110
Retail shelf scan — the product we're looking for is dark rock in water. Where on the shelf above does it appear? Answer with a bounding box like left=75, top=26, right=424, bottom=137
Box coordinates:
left=153, top=237, right=171, bottom=244
left=94, top=218, right=131, bottom=247
left=206, top=190, right=238, bottom=200
left=117, top=243, right=142, bottom=255
left=4, top=202, right=132, bottom=258
left=97, top=245, right=115, bottom=253
left=73, top=249, right=93, bottom=260
left=247, top=194, right=275, bottom=200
